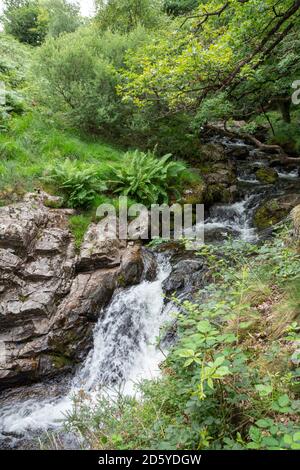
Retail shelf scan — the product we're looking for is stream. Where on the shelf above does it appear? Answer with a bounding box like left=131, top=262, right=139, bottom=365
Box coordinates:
left=0, top=137, right=299, bottom=449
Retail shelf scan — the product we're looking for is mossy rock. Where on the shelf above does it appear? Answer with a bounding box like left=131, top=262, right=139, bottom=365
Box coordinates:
left=255, top=167, right=278, bottom=184
left=181, top=182, right=206, bottom=205
left=205, top=165, right=237, bottom=186
left=199, top=143, right=226, bottom=163
left=203, top=183, right=232, bottom=205
left=49, top=354, right=73, bottom=370
left=254, top=194, right=300, bottom=230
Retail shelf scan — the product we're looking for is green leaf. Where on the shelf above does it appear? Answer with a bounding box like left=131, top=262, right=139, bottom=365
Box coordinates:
left=177, top=349, right=195, bottom=358
left=216, top=366, right=230, bottom=377
left=196, top=320, right=212, bottom=333
left=255, top=384, right=273, bottom=397
left=278, top=394, right=290, bottom=407
left=255, top=419, right=272, bottom=429
left=283, top=434, right=293, bottom=445
left=293, top=432, right=300, bottom=443
left=207, top=378, right=214, bottom=389
left=262, top=436, right=279, bottom=448
left=183, top=358, right=194, bottom=368
left=214, top=356, right=225, bottom=367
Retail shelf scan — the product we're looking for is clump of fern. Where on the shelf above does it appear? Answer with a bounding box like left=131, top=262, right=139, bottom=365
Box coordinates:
left=43, top=158, right=107, bottom=208
left=108, top=150, right=187, bottom=206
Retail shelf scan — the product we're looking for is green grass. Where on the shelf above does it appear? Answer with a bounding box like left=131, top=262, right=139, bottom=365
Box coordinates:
left=0, top=111, right=125, bottom=201
left=68, top=214, right=93, bottom=250
left=0, top=111, right=198, bottom=209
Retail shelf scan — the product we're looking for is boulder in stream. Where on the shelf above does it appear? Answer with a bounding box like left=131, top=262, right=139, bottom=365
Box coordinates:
left=255, top=167, right=279, bottom=184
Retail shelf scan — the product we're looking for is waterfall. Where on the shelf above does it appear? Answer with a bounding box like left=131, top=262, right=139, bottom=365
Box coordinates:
left=73, top=255, right=172, bottom=394
left=0, top=256, right=172, bottom=438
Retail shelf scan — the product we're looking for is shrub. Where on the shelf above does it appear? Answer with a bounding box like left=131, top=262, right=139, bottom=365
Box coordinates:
left=108, top=150, right=187, bottom=206
left=34, top=26, right=149, bottom=135
left=43, top=158, right=107, bottom=208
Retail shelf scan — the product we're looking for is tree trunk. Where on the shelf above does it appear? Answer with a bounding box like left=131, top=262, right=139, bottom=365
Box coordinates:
left=277, top=98, right=291, bottom=124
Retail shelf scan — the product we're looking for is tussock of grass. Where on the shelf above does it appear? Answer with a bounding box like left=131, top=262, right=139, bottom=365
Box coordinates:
left=267, top=278, right=300, bottom=340
left=68, top=214, right=93, bottom=250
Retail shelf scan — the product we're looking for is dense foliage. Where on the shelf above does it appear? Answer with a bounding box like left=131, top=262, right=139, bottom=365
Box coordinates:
left=0, top=34, right=29, bottom=126
left=1, top=0, right=82, bottom=44
left=95, top=0, right=166, bottom=33
left=120, top=0, right=300, bottom=124
left=108, top=150, right=187, bottom=205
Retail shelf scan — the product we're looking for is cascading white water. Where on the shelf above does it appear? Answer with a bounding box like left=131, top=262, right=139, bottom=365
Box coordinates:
left=208, top=196, right=259, bottom=242
left=0, top=256, right=172, bottom=437
left=74, top=256, right=172, bottom=395
left=277, top=169, right=299, bottom=179
left=190, top=195, right=260, bottom=244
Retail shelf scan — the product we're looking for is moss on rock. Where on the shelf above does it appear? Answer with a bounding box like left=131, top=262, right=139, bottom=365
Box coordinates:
left=181, top=182, right=206, bottom=204
left=199, top=143, right=226, bottom=163
left=254, top=195, right=300, bottom=230
left=256, top=167, right=278, bottom=184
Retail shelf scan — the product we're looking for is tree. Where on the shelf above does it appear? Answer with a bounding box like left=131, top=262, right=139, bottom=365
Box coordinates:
left=95, top=0, right=166, bottom=33
left=2, top=0, right=48, bottom=45
left=34, top=26, right=150, bottom=135
left=120, top=0, right=300, bottom=126
left=163, top=0, right=198, bottom=16
left=0, top=34, right=30, bottom=124
left=39, top=0, right=83, bottom=38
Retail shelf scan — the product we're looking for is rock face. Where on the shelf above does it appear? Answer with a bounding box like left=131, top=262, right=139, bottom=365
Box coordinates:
left=157, top=242, right=206, bottom=298
left=0, top=193, right=156, bottom=390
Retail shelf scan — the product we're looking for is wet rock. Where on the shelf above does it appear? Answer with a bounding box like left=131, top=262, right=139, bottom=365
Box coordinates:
left=48, top=267, right=120, bottom=361
left=141, top=248, right=157, bottom=281
left=205, top=164, right=236, bottom=186
left=203, top=183, right=232, bottom=205
left=120, top=244, right=144, bottom=286
left=158, top=242, right=206, bottom=297
left=200, top=162, right=237, bottom=205
left=163, top=257, right=205, bottom=297
left=227, top=146, right=249, bottom=160
left=0, top=193, right=150, bottom=390
left=256, top=167, right=279, bottom=184
left=254, top=194, right=300, bottom=230
left=199, top=143, right=226, bottom=162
